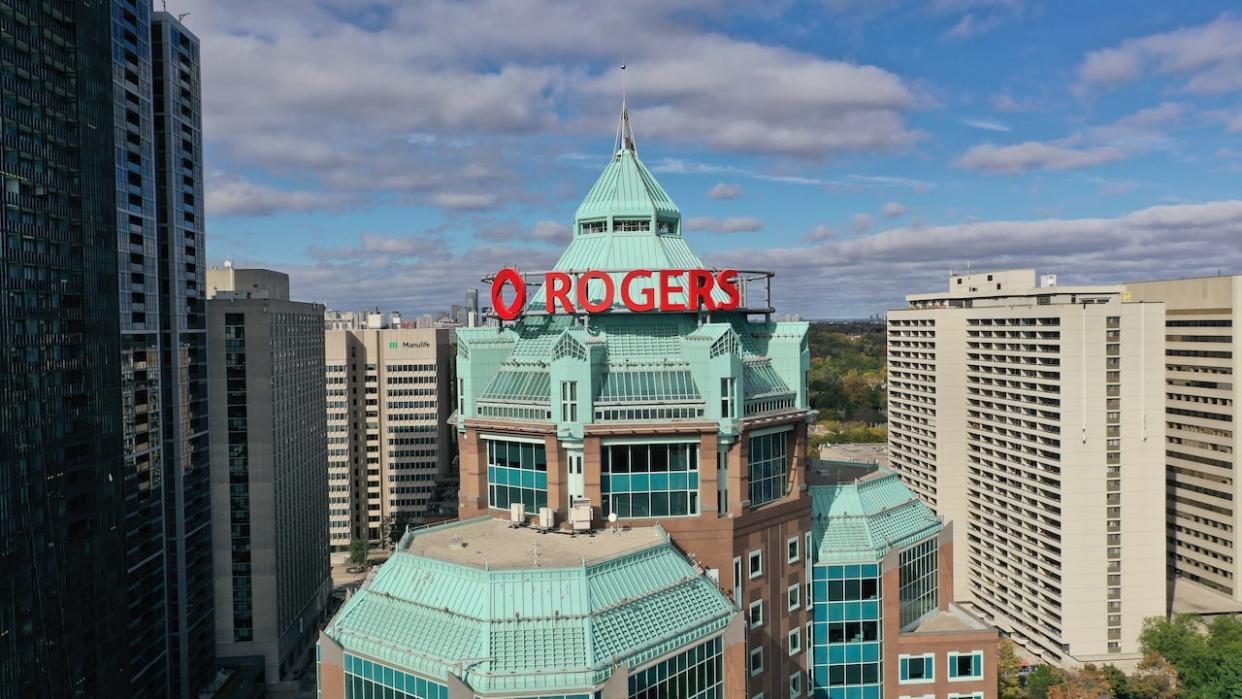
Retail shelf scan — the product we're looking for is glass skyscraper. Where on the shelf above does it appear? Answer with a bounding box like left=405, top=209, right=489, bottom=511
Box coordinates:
left=0, top=1, right=128, bottom=696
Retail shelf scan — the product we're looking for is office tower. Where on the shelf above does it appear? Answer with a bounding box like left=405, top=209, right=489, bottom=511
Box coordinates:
left=0, top=2, right=128, bottom=696
left=325, top=309, right=364, bottom=331
left=324, top=327, right=455, bottom=553
left=888, top=269, right=1166, bottom=666
left=108, top=0, right=171, bottom=694
left=151, top=11, right=213, bottom=696
left=207, top=266, right=332, bottom=685
left=465, top=288, right=478, bottom=319
left=318, top=519, right=743, bottom=698
left=451, top=106, right=812, bottom=696
left=808, top=460, right=999, bottom=698
left=1123, top=275, right=1242, bottom=611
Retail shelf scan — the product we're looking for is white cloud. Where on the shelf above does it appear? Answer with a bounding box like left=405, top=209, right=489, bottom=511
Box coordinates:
left=852, top=213, right=873, bottom=234
left=882, top=202, right=907, bottom=218
left=684, top=217, right=765, bottom=233
left=805, top=225, right=836, bottom=242
left=705, top=199, right=1242, bottom=318
left=1228, top=113, right=1242, bottom=133
left=963, top=118, right=1012, bottom=132
left=707, top=183, right=744, bottom=199
left=430, top=192, right=501, bottom=210
left=990, top=93, right=1037, bottom=112
left=206, top=176, right=356, bottom=216
left=944, top=13, right=1003, bottom=40
left=1076, top=14, right=1242, bottom=94
left=955, top=141, right=1126, bottom=174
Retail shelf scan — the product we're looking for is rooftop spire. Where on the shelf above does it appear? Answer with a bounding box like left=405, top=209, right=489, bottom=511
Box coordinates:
left=614, top=63, right=637, bottom=157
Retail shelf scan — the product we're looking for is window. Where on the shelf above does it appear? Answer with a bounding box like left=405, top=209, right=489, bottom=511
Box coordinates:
left=788, top=627, right=802, bottom=655
left=748, top=429, right=790, bottom=507
left=750, top=647, right=764, bottom=676
left=749, top=549, right=763, bottom=579
left=721, top=377, right=736, bottom=418
left=560, top=380, right=578, bottom=422
left=600, top=442, right=700, bottom=518
left=788, top=535, right=800, bottom=563
left=948, top=651, right=984, bottom=681
left=749, top=600, right=764, bottom=629
left=733, top=557, right=742, bottom=603
left=948, top=694, right=985, bottom=699
left=628, top=635, right=723, bottom=698
left=899, top=654, right=934, bottom=684
left=788, top=583, right=800, bottom=611
left=899, top=538, right=939, bottom=629
left=485, top=439, right=548, bottom=511
left=789, top=671, right=803, bottom=698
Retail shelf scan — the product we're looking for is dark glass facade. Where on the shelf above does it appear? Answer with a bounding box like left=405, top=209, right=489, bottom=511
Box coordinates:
left=0, top=1, right=127, bottom=696
left=152, top=12, right=212, bottom=696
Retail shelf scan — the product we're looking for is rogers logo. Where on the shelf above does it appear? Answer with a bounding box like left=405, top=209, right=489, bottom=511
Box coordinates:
left=489, top=268, right=741, bottom=321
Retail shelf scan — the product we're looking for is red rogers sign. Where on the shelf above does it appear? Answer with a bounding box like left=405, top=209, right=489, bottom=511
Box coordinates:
left=491, top=268, right=741, bottom=321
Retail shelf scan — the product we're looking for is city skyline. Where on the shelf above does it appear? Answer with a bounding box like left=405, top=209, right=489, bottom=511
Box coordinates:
left=182, top=0, right=1242, bottom=318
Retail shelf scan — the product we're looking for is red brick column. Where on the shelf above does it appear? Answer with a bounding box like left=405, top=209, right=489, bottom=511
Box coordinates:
left=457, top=429, right=487, bottom=518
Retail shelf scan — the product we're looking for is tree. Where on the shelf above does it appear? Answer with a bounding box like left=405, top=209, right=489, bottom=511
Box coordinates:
left=1048, top=664, right=1114, bottom=699
left=1025, top=666, right=1065, bottom=699
left=349, top=538, right=368, bottom=568
left=1128, top=653, right=1179, bottom=699
left=1097, top=664, right=1131, bottom=699
left=997, top=640, right=1024, bottom=699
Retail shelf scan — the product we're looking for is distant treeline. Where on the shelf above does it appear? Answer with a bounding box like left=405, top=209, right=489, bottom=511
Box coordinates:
left=806, top=322, right=886, bottom=447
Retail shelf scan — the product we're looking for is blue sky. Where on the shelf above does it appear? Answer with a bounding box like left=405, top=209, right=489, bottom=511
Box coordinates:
left=191, top=0, right=1242, bottom=318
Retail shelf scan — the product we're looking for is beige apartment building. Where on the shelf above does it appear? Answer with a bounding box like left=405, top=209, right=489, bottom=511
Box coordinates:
left=206, top=267, right=332, bottom=685
left=1125, top=275, right=1241, bottom=611
left=324, top=328, right=454, bottom=554
left=888, top=269, right=1166, bottom=667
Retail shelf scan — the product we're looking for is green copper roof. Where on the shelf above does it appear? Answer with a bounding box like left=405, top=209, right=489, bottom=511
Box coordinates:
left=574, top=148, right=680, bottom=225
left=810, top=466, right=943, bottom=564
left=324, top=518, right=736, bottom=694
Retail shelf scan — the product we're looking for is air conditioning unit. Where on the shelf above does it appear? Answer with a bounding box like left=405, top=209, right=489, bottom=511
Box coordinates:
left=509, top=503, right=526, bottom=524
left=538, top=507, right=555, bottom=530
left=570, top=498, right=592, bottom=531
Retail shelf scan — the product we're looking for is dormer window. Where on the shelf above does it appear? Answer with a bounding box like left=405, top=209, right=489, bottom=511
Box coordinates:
left=657, top=219, right=676, bottom=235
left=614, top=218, right=650, bottom=232
left=580, top=220, right=607, bottom=234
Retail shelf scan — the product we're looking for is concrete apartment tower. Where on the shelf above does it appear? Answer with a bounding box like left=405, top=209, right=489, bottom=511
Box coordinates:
left=324, top=326, right=455, bottom=553
left=451, top=104, right=812, bottom=697
left=206, top=267, right=332, bottom=686
left=1123, top=275, right=1242, bottom=613
left=887, top=270, right=1166, bottom=667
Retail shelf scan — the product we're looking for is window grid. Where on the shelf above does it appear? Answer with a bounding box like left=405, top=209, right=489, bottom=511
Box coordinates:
left=812, top=563, right=883, bottom=698
left=486, top=439, right=548, bottom=511
left=748, top=430, right=789, bottom=507
left=898, top=538, right=939, bottom=629
left=948, top=651, right=984, bottom=681
left=600, top=442, right=700, bottom=518
left=628, top=635, right=723, bottom=699
left=343, top=653, right=447, bottom=699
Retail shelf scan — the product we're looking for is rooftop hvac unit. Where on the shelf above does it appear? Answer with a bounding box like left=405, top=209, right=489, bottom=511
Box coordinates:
left=570, top=498, right=593, bottom=532
left=509, top=503, right=526, bottom=524
left=538, top=507, right=555, bottom=530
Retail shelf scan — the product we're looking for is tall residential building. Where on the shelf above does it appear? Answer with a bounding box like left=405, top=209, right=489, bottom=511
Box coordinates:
left=888, top=269, right=1166, bottom=666
left=318, top=519, right=744, bottom=698
left=325, top=327, right=455, bottom=552
left=0, top=2, right=129, bottom=696
left=1123, top=275, right=1242, bottom=610
left=152, top=11, right=214, bottom=696
left=451, top=106, right=812, bottom=697
left=207, top=267, right=332, bottom=686
left=109, top=1, right=171, bottom=694
left=808, top=460, right=999, bottom=699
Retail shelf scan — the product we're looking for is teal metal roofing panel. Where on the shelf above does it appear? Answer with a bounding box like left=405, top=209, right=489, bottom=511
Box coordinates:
left=574, top=150, right=679, bottom=223
left=479, top=369, right=551, bottom=403
left=597, top=368, right=700, bottom=403
left=743, top=361, right=793, bottom=399
left=811, top=470, right=943, bottom=564
left=325, top=519, right=738, bottom=694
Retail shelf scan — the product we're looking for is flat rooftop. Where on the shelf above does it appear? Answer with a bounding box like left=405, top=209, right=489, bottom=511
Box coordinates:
left=1170, top=577, right=1242, bottom=616
left=405, top=518, right=665, bottom=570
left=908, top=604, right=993, bottom=635
left=806, top=459, right=884, bottom=486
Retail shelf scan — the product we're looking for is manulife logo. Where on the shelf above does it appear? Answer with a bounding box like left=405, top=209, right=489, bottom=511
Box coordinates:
left=389, top=340, right=398, bottom=349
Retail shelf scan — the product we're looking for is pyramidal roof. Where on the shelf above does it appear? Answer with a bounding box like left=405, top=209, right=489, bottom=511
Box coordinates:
left=810, top=467, right=943, bottom=564
left=532, top=102, right=716, bottom=308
